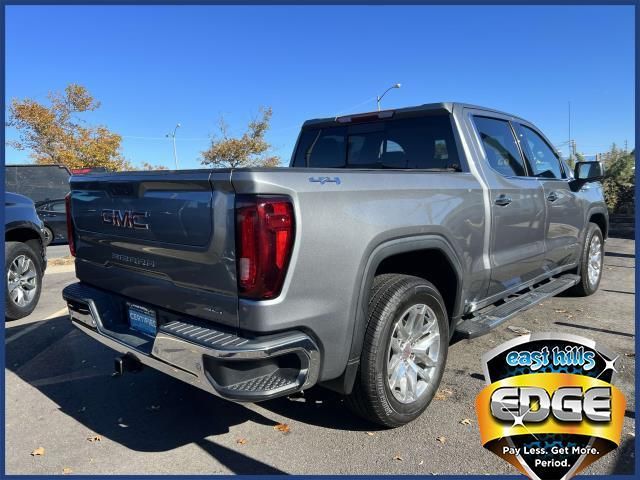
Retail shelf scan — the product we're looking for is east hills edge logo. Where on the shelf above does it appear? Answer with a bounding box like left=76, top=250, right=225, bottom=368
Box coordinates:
left=476, top=332, right=625, bottom=480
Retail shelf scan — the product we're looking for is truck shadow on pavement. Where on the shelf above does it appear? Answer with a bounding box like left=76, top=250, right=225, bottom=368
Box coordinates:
left=611, top=437, right=635, bottom=474
left=5, top=315, right=374, bottom=473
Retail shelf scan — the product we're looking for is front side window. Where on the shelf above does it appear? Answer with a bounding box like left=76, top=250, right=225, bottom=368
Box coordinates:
left=291, top=115, right=460, bottom=170
left=561, top=157, right=575, bottom=179
left=515, top=124, right=565, bottom=179
left=473, top=116, right=527, bottom=177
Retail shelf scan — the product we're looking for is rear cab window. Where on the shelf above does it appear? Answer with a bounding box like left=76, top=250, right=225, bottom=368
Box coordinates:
left=472, top=116, right=528, bottom=177
left=291, top=114, right=461, bottom=170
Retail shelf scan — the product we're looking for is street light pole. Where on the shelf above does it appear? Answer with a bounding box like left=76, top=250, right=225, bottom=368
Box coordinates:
left=166, top=123, right=181, bottom=169
left=568, top=101, right=572, bottom=162
left=377, top=83, right=402, bottom=111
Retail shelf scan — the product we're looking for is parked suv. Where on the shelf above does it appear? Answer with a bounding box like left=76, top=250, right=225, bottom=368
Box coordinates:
left=63, top=103, right=607, bottom=426
left=5, top=192, right=47, bottom=320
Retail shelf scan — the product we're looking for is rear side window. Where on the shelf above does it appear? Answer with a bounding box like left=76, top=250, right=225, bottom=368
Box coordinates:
left=51, top=201, right=66, bottom=212
left=292, top=127, right=347, bottom=168
left=291, top=115, right=460, bottom=170
left=473, top=116, right=527, bottom=177
left=515, top=124, right=565, bottom=179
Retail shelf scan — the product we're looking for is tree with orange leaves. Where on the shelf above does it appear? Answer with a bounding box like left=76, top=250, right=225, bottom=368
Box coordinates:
left=7, top=83, right=131, bottom=171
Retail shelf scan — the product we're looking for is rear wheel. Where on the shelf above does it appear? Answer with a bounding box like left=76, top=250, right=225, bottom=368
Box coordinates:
left=5, top=241, right=43, bottom=320
left=346, top=274, right=449, bottom=427
left=42, top=226, right=53, bottom=246
left=568, top=222, right=604, bottom=296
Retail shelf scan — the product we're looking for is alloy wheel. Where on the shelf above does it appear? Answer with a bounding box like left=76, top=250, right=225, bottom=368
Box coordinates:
left=587, top=235, right=602, bottom=287
left=386, top=303, right=441, bottom=404
left=7, top=254, right=38, bottom=307
left=43, top=227, right=53, bottom=246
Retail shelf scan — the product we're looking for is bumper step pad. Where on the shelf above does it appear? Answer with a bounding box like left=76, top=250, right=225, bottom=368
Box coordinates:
left=227, top=371, right=297, bottom=393
left=161, top=320, right=249, bottom=349
left=455, top=274, right=580, bottom=339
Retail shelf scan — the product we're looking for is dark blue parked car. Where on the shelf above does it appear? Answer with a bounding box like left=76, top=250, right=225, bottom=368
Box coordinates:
left=36, top=198, right=68, bottom=245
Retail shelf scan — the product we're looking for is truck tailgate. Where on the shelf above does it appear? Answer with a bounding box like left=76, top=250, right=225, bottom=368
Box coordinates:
left=68, top=170, right=239, bottom=328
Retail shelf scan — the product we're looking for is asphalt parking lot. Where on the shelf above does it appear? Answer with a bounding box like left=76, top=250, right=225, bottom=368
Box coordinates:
left=5, top=241, right=636, bottom=475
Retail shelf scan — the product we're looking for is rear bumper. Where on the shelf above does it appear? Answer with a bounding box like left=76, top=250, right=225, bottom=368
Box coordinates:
left=62, top=282, right=320, bottom=402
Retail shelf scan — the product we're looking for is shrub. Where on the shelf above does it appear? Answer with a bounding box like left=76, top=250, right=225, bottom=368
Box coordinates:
left=601, top=145, right=635, bottom=213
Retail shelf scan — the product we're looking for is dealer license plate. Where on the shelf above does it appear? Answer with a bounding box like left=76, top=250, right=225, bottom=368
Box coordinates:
left=128, top=304, right=157, bottom=337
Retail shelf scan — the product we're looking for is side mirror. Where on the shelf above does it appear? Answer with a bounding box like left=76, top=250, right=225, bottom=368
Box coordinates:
left=574, top=161, right=604, bottom=182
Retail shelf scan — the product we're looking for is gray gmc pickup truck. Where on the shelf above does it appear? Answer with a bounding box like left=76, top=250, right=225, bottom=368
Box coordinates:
left=63, top=102, right=607, bottom=427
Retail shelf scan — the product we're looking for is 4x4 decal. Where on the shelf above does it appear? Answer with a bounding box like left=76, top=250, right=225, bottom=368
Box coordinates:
left=309, top=176, right=341, bottom=185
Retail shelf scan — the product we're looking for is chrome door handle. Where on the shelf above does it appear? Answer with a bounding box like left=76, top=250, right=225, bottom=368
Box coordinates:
left=494, top=194, right=512, bottom=206
left=547, top=191, right=559, bottom=202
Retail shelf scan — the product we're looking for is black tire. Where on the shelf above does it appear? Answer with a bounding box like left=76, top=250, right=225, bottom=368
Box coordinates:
left=5, top=241, right=43, bottom=321
left=346, top=274, right=449, bottom=427
left=568, top=223, right=604, bottom=297
left=42, top=226, right=54, bottom=246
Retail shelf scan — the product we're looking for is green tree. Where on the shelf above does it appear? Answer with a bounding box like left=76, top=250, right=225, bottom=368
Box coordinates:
left=7, top=84, right=131, bottom=171
left=601, top=144, right=635, bottom=213
left=200, top=107, right=280, bottom=168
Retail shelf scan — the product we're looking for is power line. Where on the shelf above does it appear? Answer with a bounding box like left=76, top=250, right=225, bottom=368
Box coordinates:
left=335, top=96, right=378, bottom=116
left=119, top=95, right=382, bottom=141
left=269, top=95, right=379, bottom=134
left=122, top=135, right=209, bottom=141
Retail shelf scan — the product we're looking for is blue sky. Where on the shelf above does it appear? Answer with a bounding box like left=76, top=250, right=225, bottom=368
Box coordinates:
left=5, top=5, right=635, bottom=169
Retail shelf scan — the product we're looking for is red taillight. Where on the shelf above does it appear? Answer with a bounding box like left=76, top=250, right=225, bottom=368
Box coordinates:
left=235, top=195, right=295, bottom=300
left=65, top=193, right=76, bottom=257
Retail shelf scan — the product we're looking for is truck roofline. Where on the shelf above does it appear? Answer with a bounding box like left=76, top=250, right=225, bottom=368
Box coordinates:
left=301, top=102, right=532, bottom=129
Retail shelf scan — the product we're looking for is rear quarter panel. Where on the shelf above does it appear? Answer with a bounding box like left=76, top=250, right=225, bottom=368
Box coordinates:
left=231, top=169, right=486, bottom=380
left=5, top=193, right=44, bottom=231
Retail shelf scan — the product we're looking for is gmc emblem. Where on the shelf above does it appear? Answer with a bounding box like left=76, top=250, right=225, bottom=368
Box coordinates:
left=101, top=209, right=149, bottom=230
